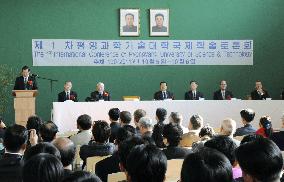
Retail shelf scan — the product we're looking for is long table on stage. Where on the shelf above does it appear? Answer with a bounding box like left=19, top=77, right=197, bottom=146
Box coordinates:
left=52, top=100, right=284, bottom=133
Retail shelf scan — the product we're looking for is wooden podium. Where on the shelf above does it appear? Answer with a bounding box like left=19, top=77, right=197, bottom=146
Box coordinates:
left=13, top=90, right=38, bottom=126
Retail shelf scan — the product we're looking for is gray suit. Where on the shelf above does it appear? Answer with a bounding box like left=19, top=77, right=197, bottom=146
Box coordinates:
left=152, top=26, right=167, bottom=32
left=123, top=25, right=137, bottom=32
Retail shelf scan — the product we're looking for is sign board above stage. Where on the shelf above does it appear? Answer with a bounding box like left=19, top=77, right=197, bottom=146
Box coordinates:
left=32, top=39, right=253, bottom=66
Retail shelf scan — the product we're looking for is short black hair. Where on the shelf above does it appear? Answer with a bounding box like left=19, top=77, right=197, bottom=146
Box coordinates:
left=190, top=114, right=203, bottom=130
left=156, top=108, right=167, bottom=122
left=240, top=134, right=263, bottom=145
left=204, top=135, right=237, bottom=165
left=160, top=81, right=167, bottom=86
left=77, top=114, right=92, bottom=130
left=23, top=153, right=64, bottom=182
left=21, top=65, right=30, bottom=71
left=190, top=80, right=198, bottom=85
left=126, top=144, right=167, bottom=182
left=92, top=120, right=111, bottom=143
left=62, top=171, right=102, bottom=182
left=40, top=121, right=58, bottom=142
left=199, top=126, right=214, bottom=138
left=116, top=125, right=136, bottom=145
left=181, top=147, right=233, bottom=182
left=108, top=108, right=120, bottom=121
left=26, top=115, right=43, bottom=135
left=125, top=13, right=134, bottom=19
left=240, top=109, right=255, bottom=122
left=119, top=111, right=132, bottom=125
left=52, top=137, right=76, bottom=167
left=163, top=123, right=183, bottom=146
left=3, top=124, right=28, bottom=152
left=155, top=13, right=164, bottom=19
left=134, top=109, right=146, bottom=123
left=236, top=137, right=283, bottom=182
left=24, top=142, right=61, bottom=162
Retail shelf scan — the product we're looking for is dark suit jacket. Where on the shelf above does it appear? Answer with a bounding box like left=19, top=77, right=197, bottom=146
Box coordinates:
left=282, top=91, right=284, bottom=100
left=250, top=90, right=270, bottom=100
left=58, top=91, right=78, bottom=102
left=154, top=90, right=174, bottom=100
left=0, top=153, right=23, bottom=182
left=270, top=131, right=284, bottom=150
left=162, top=146, right=192, bottom=160
left=234, top=124, right=256, bottom=136
left=213, top=90, right=233, bottom=100
left=109, top=122, right=121, bottom=143
left=90, top=91, right=111, bottom=101
left=185, top=90, right=204, bottom=100
left=14, top=76, right=38, bottom=90
left=152, top=121, right=166, bottom=148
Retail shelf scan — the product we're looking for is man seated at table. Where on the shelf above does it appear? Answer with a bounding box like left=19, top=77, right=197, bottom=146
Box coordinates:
left=184, top=80, right=204, bottom=100
left=154, top=81, right=174, bottom=100
left=14, top=65, right=38, bottom=90
left=58, top=81, right=78, bottom=102
left=88, top=82, right=111, bottom=101
left=250, top=80, right=270, bottom=100
left=213, top=80, right=234, bottom=100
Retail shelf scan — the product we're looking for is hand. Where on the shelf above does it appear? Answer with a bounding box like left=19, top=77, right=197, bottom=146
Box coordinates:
left=29, top=129, right=38, bottom=146
left=0, top=121, right=6, bottom=129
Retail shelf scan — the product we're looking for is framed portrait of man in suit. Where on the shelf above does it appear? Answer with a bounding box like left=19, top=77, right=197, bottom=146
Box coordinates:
left=150, top=9, right=169, bottom=36
left=120, top=8, right=140, bottom=36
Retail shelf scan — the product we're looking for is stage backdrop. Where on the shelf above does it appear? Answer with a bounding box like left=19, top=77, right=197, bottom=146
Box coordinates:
left=0, top=0, right=284, bottom=125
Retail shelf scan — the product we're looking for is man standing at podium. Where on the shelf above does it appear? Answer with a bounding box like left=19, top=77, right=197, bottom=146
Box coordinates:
left=58, top=81, right=78, bottom=102
left=14, top=66, right=38, bottom=90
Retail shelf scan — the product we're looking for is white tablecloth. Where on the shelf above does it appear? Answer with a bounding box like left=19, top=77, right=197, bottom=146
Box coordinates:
left=52, top=100, right=284, bottom=133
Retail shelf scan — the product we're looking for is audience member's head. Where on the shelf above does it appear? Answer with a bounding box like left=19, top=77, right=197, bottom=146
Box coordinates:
left=76, top=114, right=92, bottom=131
left=24, top=142, right=61, bottom=162
left=220, top=118, right=237, bottom=137
left=236, top=137, right=283, bottom=182
left=240, top=134, right=263, bottom=145
left=181, top=147, right=233, bottom=182
left=138, top=117, right=153, bottom=135
left=126, top=144, right=167, bottom=182
left=169, top=112, right=183, bottom=125
left=26, top=115, right=43, bottom=135
left=204, top=135, right=237, bottom=166
left=23, top=153, right=64, bottom=182
left=188, top=114, right=204, bottom=130
left=240, top=108, right=255, bottom=124
left=40, top=121, right=58, bottom=142
left=92, top=120, right=111, bottom=143
left=115, top=125, right=136, bottom=145
left=199, top=125, right=215, bottom=139
left=3, top=124, right=28, bottom=153
left=62, top=171, right=102, bottom=182
left=119, top=111, right=132, bottom=126
left=259, top=115, right=273, bottom=137
left=156, top=108, right=167, bottom=122
left=52, top=137, right=76, bottom=168
left=163, top=123, right=183, bottom=147
left=108, top=108, right=120, bottom=122
left=134, top=109, right=146, bottom=126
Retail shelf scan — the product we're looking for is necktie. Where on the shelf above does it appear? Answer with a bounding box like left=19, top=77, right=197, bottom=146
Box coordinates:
left=163, top=92, right=167, bottom=99
left=222, top=91, right=225, bottom=100
left=193, top=91, right=196, bottom=99
left=24, top=77, right=27, bottom=83
left=66, top=92, right=70, bottom=100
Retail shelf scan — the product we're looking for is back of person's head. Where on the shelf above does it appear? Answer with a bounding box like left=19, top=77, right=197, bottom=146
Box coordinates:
left=189, top=114, right=204, bottom=130
left=163, top=123, right=183, bottom=146
left=52, top=137, right=76, bottom=167
left=156, top=108, right=167, bottom=122
left=115, top=125, right=136, bottom=145
left=4, top=124, right=28, bottom=153
left=92, top=120, right=111, bottom=143
left=259, top=115, right=273, bottom=137
left=108, top=108, right=120, bottom=121
left=240, top=134, right=263, bottom=145
left=40, top=121, right=58, bottom=142
left=240, top=108, right=255, bottom=122
left=204, top=135, right=237, bottom=165
left=170, top=112, right=183, bottom=125
left=220, top=118, right=237, bottom=136
left=126, top=144, right=167, bottom=182
left=26, top=115, right=43, bottom=135
left=236, top=137, right=283, bottom=182
left=23, top=153, right=64, bottom=182
left=77, top=114, right=92, bottom=130
left=181, top=147, right=233, bottom=182
left=134, top=109, right=146, bottom=123
left=138, top=117, right=153, bottom=130
left=24, top=142, right=61, bottom=162
left=199, top=125, right=215, bottom=138
left=62, top=171, right=102, bottom=182
left=120, top=111, right=132, bottom=125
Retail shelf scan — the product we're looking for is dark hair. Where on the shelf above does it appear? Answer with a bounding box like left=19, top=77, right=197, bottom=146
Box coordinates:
left=204, top=135, right=237, bottom=165
left=236, top=137, right=283, bottom=182
left=155, top=13, right=164, bottom=19
left=199, top=126, right=214, bottom=138
left=126, top=144, right=167, bottom=182
left=24, top=142, right=61, bottom=162
left=125, top=13, right=134, bottom=19
left=156, top=108, right=167, bottom=122
left=77, top=114, right=92, bottom=130
left=40, top=122, right=58, bottom=142
left=92, top=120, right=111, bottom=143
left=181, top=147, right=233, bottom=182
left=118, top=136, right=145, bottom=170
left=134, top=109, right=146, bottom=123
left=26, top=115, right=43, bottom=135
left=190, top=114, right=203, bottom=130
left=240, top=134, right=263, bottom=145
left=160, top=81, right=167, bottom=86
left=23, top=153, right=64, bottom=182
left=240, top=108, right=255, bottom=122
left=3, top=124, right=28, bottom=152
left=21, top=65, right=30, bottom=71
left=62, top=171, right=102, bottom=182
left=116, top=125, right=136, bottom=145
left=190, top=80, right=198, bottom=85
left=163, top=123, right=183, bottom=146
left=108, top=108, right=120, bottom=121
left=52, top=137, right=76, bottom=167
left=119, top=111, right=132, bottom=125
left=259, top=116, right=273, bottom=137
